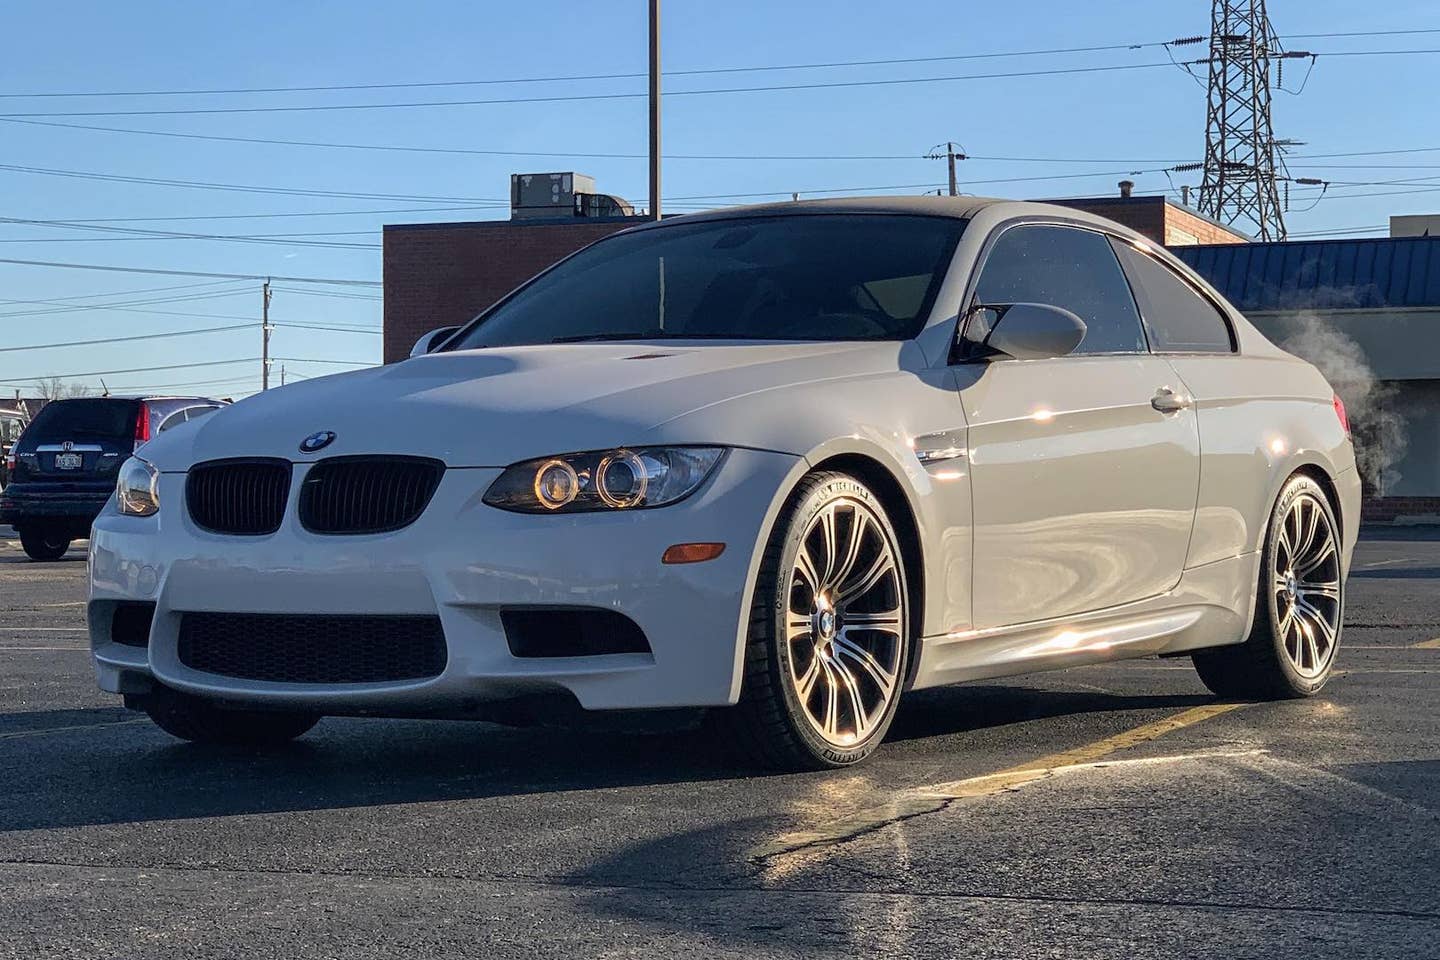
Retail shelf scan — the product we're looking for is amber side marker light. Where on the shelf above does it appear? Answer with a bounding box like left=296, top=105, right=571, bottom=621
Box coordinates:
left=662, top=542, right=726, bottom=564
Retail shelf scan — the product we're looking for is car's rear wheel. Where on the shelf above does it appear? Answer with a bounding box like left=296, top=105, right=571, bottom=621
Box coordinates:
left=716, top=471, right=911, bottom=770
left=19, top=528, right=70, bottom=562
left=1193, top=474, right=1343, bottom=699
left=143, top=689, right=320, bottom=747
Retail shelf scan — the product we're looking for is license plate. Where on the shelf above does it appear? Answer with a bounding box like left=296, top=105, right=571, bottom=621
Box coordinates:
left=54, top=453, right=83, bottom=470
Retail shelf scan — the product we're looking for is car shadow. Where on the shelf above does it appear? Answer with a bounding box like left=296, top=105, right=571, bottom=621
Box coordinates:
left=0, top=685, right=1219, bottom=833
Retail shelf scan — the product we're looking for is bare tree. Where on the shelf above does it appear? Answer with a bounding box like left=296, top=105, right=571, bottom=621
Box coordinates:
left=34, top=378, right=89, bottom=401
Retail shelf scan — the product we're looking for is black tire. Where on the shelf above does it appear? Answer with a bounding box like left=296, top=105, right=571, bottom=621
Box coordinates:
left=1193, top=474, right=1343, bottom=700
left=144, top=690, right=320, bottom=747
left=19, top=528, right=70, bottom=562
left=710, top=471, right=912, bottom=770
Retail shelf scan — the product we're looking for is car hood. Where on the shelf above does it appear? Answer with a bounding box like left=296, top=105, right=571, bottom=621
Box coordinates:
left=144, top=341, right=912, bottom=469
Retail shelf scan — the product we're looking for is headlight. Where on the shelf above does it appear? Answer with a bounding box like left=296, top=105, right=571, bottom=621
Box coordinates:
left=116, top=457, right=161, bottom=517
left=483, top=446, right=726, bottom=513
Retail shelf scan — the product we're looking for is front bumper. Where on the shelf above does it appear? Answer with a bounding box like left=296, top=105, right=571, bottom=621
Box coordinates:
left=88, top=447, right=798, bottom=713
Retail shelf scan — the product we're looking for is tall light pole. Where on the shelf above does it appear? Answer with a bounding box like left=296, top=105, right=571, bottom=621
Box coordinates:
left=648, top=0, right=661, bottom=220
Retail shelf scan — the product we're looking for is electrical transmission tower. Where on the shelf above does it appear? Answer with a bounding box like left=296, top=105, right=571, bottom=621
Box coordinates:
left=1197, top=0, right=1287, bottom=240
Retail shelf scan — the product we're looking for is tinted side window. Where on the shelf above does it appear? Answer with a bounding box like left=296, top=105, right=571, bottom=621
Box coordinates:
left=157, top=410, right=189, bottom=433
left=971, top=224, right=1146, bottom=355
left=1111, top=240, right=1234, bottom=353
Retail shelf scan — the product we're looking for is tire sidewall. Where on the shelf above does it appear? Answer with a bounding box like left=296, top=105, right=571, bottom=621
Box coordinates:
left=766, top=475, right=910, bottom=766
left=1262, top=476, right=1342, bottom=695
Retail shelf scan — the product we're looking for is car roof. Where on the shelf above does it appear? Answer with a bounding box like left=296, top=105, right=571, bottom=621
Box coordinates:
left=620, top=196, right=1135, bottom=234
left=39, top=395, right=224, bottom=405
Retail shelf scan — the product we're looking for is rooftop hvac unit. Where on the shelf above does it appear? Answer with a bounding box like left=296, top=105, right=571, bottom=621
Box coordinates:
left=510, top=172, right=596, bottom=220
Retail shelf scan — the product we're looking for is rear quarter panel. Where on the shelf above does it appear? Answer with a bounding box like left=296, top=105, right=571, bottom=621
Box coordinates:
left=1165, top=353, right=1357, bottom=569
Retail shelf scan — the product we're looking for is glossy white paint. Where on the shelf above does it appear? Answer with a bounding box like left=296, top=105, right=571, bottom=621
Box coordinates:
left=89, top=198, right=1360, bottom=718
left=957, top=353, right=1201, bottom=629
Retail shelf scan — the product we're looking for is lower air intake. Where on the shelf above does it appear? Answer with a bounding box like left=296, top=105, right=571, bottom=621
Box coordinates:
left=177, top=612, right=447, bottom=684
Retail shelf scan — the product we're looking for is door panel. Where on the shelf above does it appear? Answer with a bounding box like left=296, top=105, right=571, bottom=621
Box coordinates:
left=959, top=354, right=1201, bottom=628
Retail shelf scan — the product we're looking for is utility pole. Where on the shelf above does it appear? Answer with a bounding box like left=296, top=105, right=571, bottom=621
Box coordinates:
left=926, top=142, right=966, bottom=196
left=648, top=0, right=661, bottom=221
left=280, top=365, right=286, bottom=387
left=260, top=279, right=273, bottom=391
left=1197, top=0, right=1287, bottom=239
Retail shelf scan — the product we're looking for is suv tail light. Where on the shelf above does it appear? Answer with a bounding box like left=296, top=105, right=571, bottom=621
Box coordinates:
left=1333, top=393, right=1351, bottom=438
left=134, top=401, right=152, bottom=446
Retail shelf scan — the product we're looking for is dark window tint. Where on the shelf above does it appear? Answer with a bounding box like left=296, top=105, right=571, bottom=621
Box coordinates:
left=444, top=214, right=967, bottom=348
left=158, top=410, right=188, bottom=433
left=23, top=398, right=138, bottom=443
left=1111, top=240, right=1235, bottom=353
left=971, top=224, right=1146, bottom=355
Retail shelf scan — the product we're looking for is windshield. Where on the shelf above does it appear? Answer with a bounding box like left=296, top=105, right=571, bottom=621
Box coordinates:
left=24, top=398, right=138, bottom=442
left=444, top=214, right=966, bottom=349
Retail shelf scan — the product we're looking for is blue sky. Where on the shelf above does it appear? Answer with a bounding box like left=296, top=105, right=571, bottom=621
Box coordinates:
left=1, top=0, right=1436, bottom=398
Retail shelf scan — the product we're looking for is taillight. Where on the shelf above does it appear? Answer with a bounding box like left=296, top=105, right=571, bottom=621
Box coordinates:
left=1333, top=393, right=1351, bottom=438
left=134, top=402, right=152, bottom=446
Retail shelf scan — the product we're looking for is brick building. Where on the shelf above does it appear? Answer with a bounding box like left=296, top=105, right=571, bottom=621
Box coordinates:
left=383, top=217, right=633, bottom=363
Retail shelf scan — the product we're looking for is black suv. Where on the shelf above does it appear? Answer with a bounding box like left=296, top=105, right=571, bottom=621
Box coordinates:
left=1, top=396, right=226, bottom=560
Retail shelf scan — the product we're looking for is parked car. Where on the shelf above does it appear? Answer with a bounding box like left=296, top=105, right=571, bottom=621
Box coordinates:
left=1, top=395, right=227, bottom=560
left=0, top=409, right=27, bottom=489
left=87, top=198, right=1358, bottom=768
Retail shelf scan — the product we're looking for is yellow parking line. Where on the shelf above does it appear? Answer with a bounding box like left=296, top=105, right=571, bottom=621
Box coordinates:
left=751, top=702, right=1245, bottom=860
left=1412, top=638, right=1440, bottom=649
left=0, top=719, right=147, bottom=741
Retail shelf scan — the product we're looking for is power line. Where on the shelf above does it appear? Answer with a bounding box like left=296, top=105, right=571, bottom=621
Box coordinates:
left=0, top=357, right=260, bottom=383
left=14, top=111, right=1440, bottom=170
left=0, top=39, right=1179, bottom=100
left=269, top=286, right=382, bottom=301
left=0, top=30, right=1431, bottom=100
left=0, top=61, right=1198, bottom=119
left=0, top=161, right=505, bottom=204
left=1281, top=28, right=1440, bottom=40
left=278, top=323, right=381, bottom=334
left=0, top=278, right=243, bottom=302
left=0, top=218, right=381, bottom=249
left=0, top=258, right=381, bottom=286
left=93, top=373, right=261, bottom=392
left=271, top=356, right=375, bottom=366
left=0, top=288, right=254, bottom=320
left=0, top=117, right=1182, bottom=165
left=1, top=48, right=1433, bottom=120
left=0, top=323, right=251, bottom=353
left=34, top=204, right=489, bottom=224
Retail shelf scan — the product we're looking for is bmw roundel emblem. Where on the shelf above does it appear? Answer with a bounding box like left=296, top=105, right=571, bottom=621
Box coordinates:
left=299, top=430, right=336, bottom=453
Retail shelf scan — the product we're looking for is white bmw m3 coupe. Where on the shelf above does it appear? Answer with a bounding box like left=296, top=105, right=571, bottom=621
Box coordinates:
left=89, top=197, right=1359, bottom=769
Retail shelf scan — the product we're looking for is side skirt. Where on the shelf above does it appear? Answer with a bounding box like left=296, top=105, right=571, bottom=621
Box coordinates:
left=911, top=550, right=1260, bottom=689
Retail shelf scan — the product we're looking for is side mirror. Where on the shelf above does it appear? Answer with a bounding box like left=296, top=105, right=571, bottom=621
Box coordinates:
left=973, top=302, right=1086, bottom=361
left=410, top=326, right=460, bottom=359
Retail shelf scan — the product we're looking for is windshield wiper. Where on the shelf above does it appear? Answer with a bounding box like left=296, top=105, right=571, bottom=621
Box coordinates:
left=549, top=331, right=662, bottom=344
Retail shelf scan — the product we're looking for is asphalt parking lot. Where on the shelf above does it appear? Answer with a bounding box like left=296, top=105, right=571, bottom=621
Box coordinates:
left=0, top=529, right=1436, bottom=959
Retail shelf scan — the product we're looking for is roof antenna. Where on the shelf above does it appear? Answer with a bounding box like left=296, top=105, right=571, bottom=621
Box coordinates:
left=99, top=378, right=111, bottom=397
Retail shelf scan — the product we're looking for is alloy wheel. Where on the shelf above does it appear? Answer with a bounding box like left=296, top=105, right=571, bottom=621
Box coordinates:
left=785, top=498, right=905, bottom=747
left=1273, top=492, right=1342, bottom=679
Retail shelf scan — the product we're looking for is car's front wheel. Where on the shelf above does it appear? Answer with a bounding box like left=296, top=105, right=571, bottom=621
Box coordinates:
left=143, top=689, right=320, bottom=747
left=1193, top=474, right=1343, bottom=699
left=718, top=471, right=911, bottom=770
left=19, top=528, right=70, bottom=562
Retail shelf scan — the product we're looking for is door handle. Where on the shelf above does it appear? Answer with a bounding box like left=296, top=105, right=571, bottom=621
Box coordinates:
left=1151, top=388, right=1193, bottom=413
